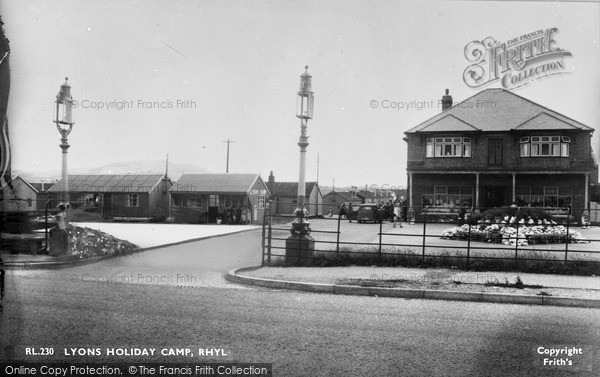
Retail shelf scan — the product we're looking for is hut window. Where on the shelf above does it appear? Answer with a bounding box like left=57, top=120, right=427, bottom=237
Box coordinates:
left=126, top=194, right=139, bottom=207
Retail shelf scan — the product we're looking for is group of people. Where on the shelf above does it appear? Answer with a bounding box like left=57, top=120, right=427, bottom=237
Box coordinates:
left=336, top=199, right=406, bottom=227
left=380, top=200, right=405, bottom=227
left=219, top=205, right=249, bottom=225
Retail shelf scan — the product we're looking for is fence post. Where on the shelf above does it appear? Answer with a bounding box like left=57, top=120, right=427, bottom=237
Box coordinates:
left=45, top=199, right=53, bottom=253
left=267, top=203, right=273, bottom=264
left=336, top=209, right=341, bottom=254
left=514, top=222, right=519, bottom=262
left=564, top=206, right=570, bottom=264
left=422, top=206, right=428, bottom=262
left=261, top=204, right=267, bottom=266
left=466, top=208, right=473, bottom=267
left=378, top=217, right=383, bottom=261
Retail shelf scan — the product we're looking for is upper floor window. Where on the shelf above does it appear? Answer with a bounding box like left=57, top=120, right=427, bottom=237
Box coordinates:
left=520, top=136, right=570, bottom=157
left=426, top=137, right=471, bottom=157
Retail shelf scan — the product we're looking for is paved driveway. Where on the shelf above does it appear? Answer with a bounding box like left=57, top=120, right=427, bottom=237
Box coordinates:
left=74, top=222, right=259, bottom=248
left=267, top=218, right=600, bottom=261
left=1, top=230, right=599, bottom=376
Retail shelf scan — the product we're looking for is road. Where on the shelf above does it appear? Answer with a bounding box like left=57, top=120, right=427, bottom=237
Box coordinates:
left=1, top=229, right=599, bottom=376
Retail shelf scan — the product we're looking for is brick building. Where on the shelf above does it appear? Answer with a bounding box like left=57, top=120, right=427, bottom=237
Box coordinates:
left=404, top=88, right=598, bottom=221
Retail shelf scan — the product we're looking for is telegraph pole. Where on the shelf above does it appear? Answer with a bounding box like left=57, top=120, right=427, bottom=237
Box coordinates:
left=223, top=139, right=236, bottom=173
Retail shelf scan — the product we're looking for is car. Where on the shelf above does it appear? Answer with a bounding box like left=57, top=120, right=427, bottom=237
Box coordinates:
left=357, top=204, right=381, bottom=223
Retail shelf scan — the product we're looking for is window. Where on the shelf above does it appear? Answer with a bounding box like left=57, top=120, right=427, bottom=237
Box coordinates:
left=258, top=195, right=265, bottom=209
left=426, top=137, right=471, bottom=157
left=519, top=137, right=530, bottom=156
left=516, top=186, right=572, bottom=208
left=184, top=197, right=202, bottom=207
left=126, top=194, right=139, bottom=207
left=209, top=195, right=219, bottom=207
left=421, top=185, right=473, bottom=208
left=520, top=136, right=569, bottom=157
left=488, top=138, right=503, bottom=166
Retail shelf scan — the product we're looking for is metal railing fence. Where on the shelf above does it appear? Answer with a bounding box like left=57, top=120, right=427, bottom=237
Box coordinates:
left=261, top=202, right=600, bottom=268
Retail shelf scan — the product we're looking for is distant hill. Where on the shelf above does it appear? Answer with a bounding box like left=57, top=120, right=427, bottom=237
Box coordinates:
left=85, top=160, right=212, bottom=180
left=14, top=160, right=212, bottom=182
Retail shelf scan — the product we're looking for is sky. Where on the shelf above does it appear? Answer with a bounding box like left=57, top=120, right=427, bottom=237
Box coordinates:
left=2, top=0, right=599, bottom=188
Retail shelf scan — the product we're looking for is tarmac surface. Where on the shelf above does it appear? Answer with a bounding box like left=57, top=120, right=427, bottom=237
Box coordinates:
left=2, top=222, right=600, bottom=308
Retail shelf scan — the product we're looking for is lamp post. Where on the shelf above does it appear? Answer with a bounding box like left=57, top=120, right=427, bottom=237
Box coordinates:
left=54, top=77, right=75, bottom=213
left=285, top=66, right=315, bottom=265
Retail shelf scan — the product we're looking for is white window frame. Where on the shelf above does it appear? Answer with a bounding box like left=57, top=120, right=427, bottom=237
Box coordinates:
left=126, top=194, right=139, bottom=207
left=427, top=137, right=471, bottom=158
left=522, top=135, right=569, bottom=157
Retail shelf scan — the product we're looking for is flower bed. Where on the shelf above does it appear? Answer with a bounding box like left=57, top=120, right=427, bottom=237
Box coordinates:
left=441, top=222, right=586, bottom=246
left=68, top=225, right=140, bottom=258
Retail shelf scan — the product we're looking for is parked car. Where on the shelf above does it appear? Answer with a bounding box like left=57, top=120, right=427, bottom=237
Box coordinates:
left=357, top=204, right=381, bottom=223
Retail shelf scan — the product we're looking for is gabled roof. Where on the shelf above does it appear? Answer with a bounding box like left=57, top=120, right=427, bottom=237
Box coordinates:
left=171, top=173, right=264, bottom=193
left=47, top=175, right=166, bottom=193
left=416, top=114, right=480, bottom=133
left=356, top=190, right=376, bottom=200
left=271, top=182, right=318, bottom=197
left=406, top=88, right=593, bottom=134
left=1, top=176, right=39, bottom=193
left=323, top=191, right=359, bottom=201
left=514, top=112, right=579, bottom=131
left=29, top=183, right=48, bottom=193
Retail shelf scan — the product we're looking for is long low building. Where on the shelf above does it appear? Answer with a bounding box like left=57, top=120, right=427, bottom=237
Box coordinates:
left=169, top=173, right=269, bottom=224
left=47, top=174, right=172, bottom=220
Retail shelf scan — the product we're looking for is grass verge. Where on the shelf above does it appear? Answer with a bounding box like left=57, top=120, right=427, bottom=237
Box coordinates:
left=264, top=246, right=600, bottom=276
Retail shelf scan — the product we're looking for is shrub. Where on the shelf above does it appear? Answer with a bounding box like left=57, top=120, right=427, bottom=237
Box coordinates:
left=467, top=206, right=553, bottom=225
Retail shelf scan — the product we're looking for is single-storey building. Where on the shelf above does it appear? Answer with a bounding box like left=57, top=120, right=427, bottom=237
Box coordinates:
left=322, top=190, right=362, bottom=215
left=170, top=173, right=269, bottom=224
left=0, top=176, right=38, bottom=211
left=266, top=171, right=323, bottom=216
left=47, top=174, right=172, bottom=221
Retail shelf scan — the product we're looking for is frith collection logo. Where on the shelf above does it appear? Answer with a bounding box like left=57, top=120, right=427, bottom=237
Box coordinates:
left=463, top=27, right=572, bottom=89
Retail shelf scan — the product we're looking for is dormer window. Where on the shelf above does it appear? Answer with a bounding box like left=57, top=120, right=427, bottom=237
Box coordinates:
left=520, top=136, right=570, bottom=157
left=426, top=137, right=471, bottom=157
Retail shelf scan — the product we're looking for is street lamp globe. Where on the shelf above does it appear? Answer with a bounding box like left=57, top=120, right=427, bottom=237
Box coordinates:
left=55, top=77, right=75, bottom=129
left=54, top=77, right=75, bottom=211
left=296, top=66, right=314, bottom=120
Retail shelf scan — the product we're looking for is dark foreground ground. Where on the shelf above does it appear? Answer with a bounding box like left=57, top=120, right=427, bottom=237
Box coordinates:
left=1, top=230, right=599, bottom=376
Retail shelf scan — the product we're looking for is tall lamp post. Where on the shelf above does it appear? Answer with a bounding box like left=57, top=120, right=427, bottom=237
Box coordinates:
left=54, top=77, right=75, bottom=212
left=285, top=66, right=315, bottom=264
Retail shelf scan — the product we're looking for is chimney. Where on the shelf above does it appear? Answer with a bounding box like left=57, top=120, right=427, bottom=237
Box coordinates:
left=441, top=89, right=453, bottom=111
left=267, top=171, right=275, bottom=193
